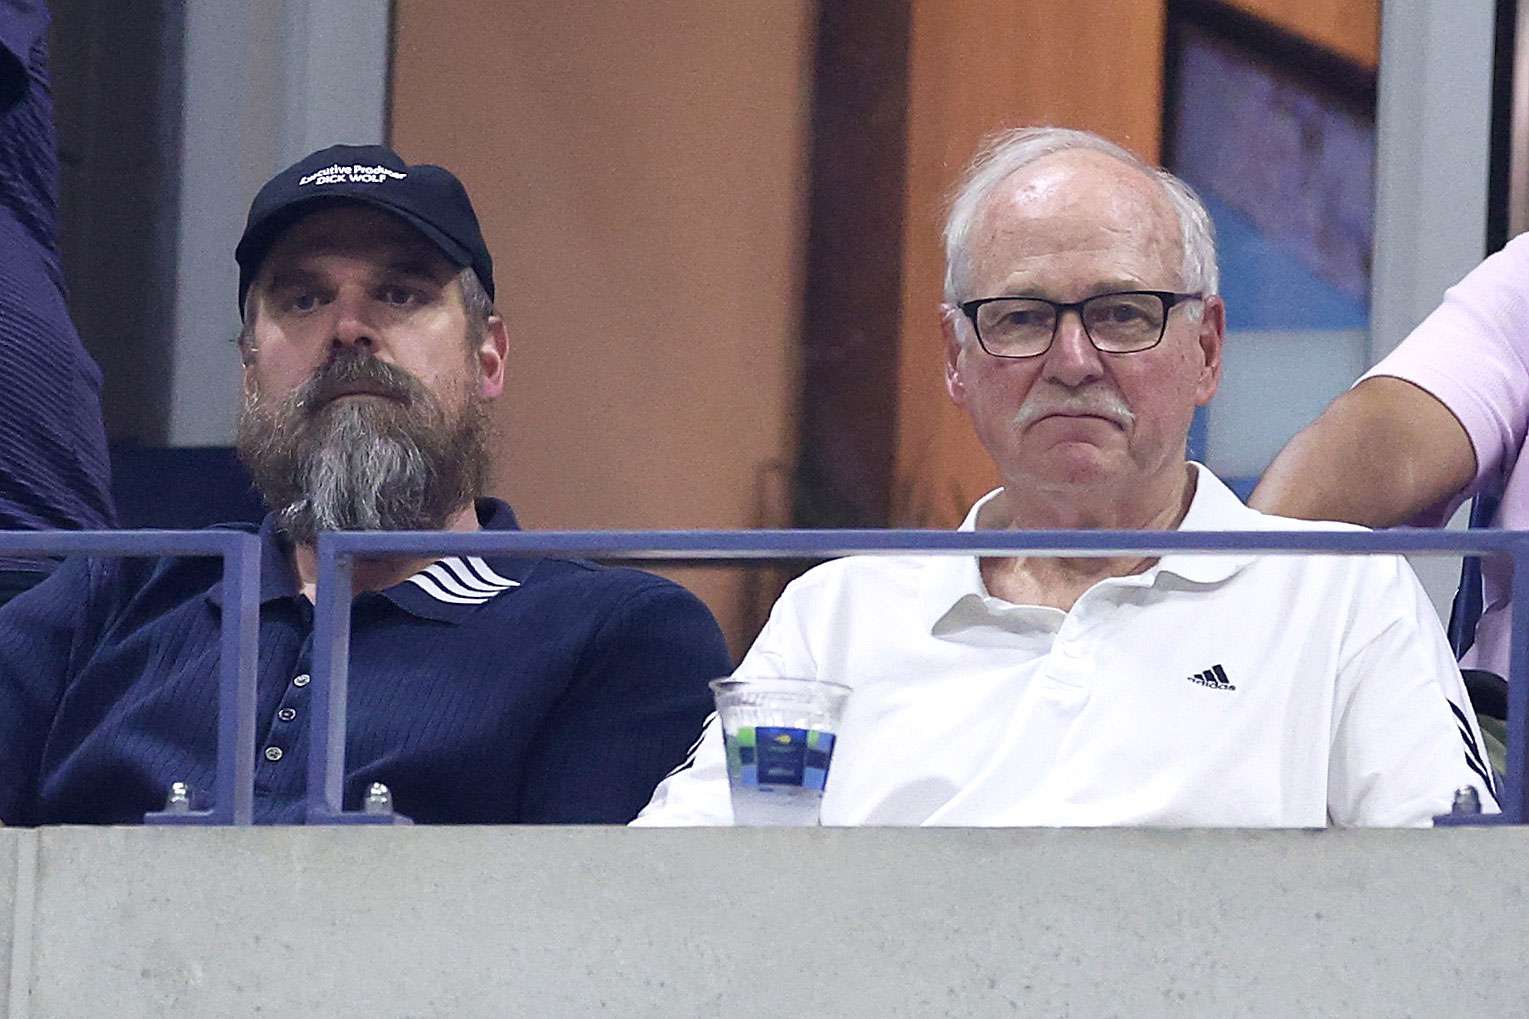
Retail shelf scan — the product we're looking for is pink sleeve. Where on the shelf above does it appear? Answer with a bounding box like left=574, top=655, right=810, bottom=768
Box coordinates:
left=1362, top=233, right=1529, bottom=505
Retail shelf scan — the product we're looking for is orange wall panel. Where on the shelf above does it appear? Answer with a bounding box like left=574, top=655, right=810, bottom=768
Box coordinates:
left=389, top=0, right=813, bottom=654
left=1221, top=0, right=1379, bottom=69
left=893, top=0, right=1167, bottom=526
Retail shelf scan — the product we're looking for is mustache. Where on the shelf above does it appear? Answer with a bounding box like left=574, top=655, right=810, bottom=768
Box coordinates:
left=1013, top=389, right=1136, bottom=429
left=293, top=349, right=422, bottom=413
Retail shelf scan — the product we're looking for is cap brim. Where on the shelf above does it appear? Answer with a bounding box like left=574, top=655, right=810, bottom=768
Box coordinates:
left=236, top=192, right=476, bottom=311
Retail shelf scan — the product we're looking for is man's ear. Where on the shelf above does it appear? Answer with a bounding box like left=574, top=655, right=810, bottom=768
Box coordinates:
left=477, top=315, right=509, bottom=399
left=941, top=304, right=968, bottom=408
left=238, top=333, right=258, bottom=395
left=1193, top=296, right=1225, bottom=407
left=236, top=297, right=259, bottom=367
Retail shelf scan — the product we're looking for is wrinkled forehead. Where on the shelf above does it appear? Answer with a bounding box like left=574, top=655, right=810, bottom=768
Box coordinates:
left=255, top=203, right=459, bottom=287
left=965, top=150, right=1184, bottom=295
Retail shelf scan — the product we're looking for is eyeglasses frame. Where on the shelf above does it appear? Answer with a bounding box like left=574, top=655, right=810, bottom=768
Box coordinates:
left=957, top=290, right=1205, bottom=359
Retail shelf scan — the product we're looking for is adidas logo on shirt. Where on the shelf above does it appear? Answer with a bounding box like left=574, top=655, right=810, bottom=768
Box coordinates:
left=1187, top=664, right=1235, bottom=690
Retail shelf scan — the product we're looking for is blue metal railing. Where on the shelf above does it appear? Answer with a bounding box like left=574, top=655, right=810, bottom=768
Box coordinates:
left=0, top=531, right=262, bottom=825
left=308, top=527, right=1529, bottom=826
left=0, top=527, right=1521, bottom=826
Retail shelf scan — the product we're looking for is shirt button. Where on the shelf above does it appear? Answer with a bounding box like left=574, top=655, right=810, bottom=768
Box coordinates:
left=293, top=674, right=310, bottom=687
left=277, top=707, right=297, bottom=722
left=264, top=746, right=284, bottom=762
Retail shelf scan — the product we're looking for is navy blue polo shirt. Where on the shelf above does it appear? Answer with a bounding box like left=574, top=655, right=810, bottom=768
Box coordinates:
left=0, top=499, right=731, bottom=824
left=0, top=1, right=115, bottom=561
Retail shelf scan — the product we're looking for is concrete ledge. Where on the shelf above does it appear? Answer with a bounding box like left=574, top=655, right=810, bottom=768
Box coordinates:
left=1, top=826, right=1524, bottom=1015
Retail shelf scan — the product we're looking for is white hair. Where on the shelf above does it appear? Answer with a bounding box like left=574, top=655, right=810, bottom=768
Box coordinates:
left=942, top=126, right=1219, bottom=304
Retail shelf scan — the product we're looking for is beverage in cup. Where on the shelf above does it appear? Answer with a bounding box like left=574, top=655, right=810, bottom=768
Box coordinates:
left=708, top=676, right=850, bottom=826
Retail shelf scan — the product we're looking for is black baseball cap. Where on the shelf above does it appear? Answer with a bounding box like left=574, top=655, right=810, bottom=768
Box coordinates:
left=234, top=143, right=495, bottom=316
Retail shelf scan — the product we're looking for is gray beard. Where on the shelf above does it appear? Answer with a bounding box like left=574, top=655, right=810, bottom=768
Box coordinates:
left=236, top=348, right=489, bottom=545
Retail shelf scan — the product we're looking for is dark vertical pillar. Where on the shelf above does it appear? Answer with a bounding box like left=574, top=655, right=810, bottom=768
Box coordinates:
left=49, top=0, right=183, bottom=445
left=1488, top=0, right=1517, bottom=251
left=793, top=0, right=911, bottom=528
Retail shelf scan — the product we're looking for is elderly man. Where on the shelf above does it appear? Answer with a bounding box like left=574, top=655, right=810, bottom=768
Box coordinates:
left=0, top=144, right=730, bottom=825
left=636, top=127, right=1494, bottom=827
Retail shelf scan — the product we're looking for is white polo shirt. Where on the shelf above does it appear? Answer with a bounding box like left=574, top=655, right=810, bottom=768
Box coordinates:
left=634, top=465, right=1497, bottom=828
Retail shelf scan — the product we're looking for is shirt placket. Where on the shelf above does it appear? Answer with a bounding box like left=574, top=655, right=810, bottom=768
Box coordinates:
left=252, top=620, right=315, bottom=798
left=1047, top=607, right=1097, bottom=686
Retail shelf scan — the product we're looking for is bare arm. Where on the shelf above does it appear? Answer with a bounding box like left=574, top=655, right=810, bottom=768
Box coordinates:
left=1249, top=376, right=1478, bottom=527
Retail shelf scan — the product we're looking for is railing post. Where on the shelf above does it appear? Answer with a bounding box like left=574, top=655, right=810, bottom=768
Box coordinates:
left=305, top=536, right=407, bottom=824
left=305, top=537, right=350, bottom=820
left=216, top=532, right=261, bottom=824
left=1504, top=534, right=1529, bottom=822
left=143, top=530, right=262, bottom=825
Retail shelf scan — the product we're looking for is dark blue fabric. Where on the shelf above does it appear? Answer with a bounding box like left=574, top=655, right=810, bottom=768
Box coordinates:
left=110, top=445, right=265, bottom=529
left=0, top=0, right=116, bottom=572
left=0, top=499, right=731, bottom=825
left=1447, top=488, right=1500, bottom=660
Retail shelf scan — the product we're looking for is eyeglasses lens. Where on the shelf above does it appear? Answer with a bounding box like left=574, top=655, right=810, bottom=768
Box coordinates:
left=976, top=293, right=1167, bottom=355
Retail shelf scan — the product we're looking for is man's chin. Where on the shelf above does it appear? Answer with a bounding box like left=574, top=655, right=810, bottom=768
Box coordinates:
left=305, top=397, right=407, bottom=431
left=320, top=392, right=405, bottom=408
left=1022, top=443, right=1129, bottom=487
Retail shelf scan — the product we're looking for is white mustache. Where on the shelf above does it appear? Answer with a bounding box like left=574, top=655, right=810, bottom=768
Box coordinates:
left=1013, top=390, right=1135, bottom=429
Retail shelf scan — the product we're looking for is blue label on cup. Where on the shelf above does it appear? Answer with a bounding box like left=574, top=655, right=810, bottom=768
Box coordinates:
left=724, top=726, right=836, bottom=790
left=803, top=729, right=835, bottom=792
left=755, top=726, right=805, bottom=786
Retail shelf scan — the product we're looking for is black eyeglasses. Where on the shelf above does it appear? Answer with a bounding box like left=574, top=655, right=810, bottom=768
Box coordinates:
left=958, top=290, right=1204, bottom=358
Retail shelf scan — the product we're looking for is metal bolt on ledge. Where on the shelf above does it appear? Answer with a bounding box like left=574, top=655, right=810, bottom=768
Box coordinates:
left=363, top=782, right=394, bottom=815
left=164, top=781, right=193, bottom=814
left=1451, top=785, right=1483, bottom=816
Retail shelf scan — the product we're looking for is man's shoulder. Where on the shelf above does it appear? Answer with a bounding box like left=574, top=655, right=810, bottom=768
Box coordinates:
left=0, top=523, right=256, bottom=636
left=520, top=556, right=669, bottom=589
left=507, top=557, right=715, bottom=619
left=797, top=552, right=928, bottom=580
left=63, top=521, right=268, bottom=606
left=1178, top=469, right=1418, bottom=598
left=1220, top=506, right=1421, bottom=604
left=777, top=553, right=932, bottom=608
left=1237, top=507, right=1372, bottom=535
left=481, top=558, right=727, bottom=666
left=1190, top=465, right=1373, bottom=535
left=77, top=521, right=259, bottom=579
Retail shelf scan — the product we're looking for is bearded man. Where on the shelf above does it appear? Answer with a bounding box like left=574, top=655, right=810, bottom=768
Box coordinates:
left=0, top=144, right=730, bottom=825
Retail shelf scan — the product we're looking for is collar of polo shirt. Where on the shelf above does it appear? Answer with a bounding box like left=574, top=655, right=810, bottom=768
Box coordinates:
left=918, top=464, right=1261, bottom=634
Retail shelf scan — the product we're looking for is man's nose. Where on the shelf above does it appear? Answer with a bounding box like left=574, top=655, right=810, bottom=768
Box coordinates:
left=330, top=292, right=377, bottom=351
left=1042, top=309, right=1105, bottom=386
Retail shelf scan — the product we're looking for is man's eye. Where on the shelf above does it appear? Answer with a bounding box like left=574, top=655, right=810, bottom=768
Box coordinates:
left=289, top=292, right=321, bottom=312
left=1094, top=299, right=1150, bottom=323
left=1003, top=310, right=1045, bottom=327
left=380, top=286, right=418, bottom=306
left=988, top=304, right=1050, bottom=330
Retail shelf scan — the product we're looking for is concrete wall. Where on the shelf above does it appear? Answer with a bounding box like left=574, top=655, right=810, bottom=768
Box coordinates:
left=0, top=826, right=1524, bottom=1015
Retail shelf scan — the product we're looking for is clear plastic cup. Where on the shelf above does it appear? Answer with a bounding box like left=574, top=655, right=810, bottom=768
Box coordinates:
left=708, top=676, right=851, bottom=826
